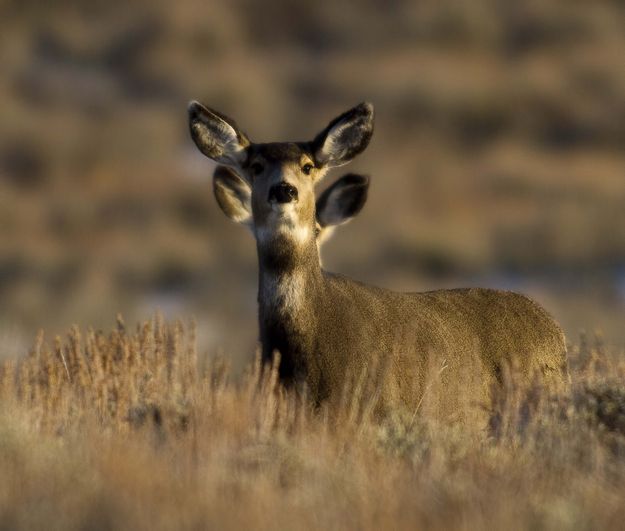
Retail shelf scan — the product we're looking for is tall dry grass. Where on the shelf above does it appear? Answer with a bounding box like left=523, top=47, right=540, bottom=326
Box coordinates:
left=0, top=315, right=625, bottom=530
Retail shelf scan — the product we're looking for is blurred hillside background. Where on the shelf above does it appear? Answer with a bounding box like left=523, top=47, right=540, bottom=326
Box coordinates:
left=1, top=0, right=625, bottom=365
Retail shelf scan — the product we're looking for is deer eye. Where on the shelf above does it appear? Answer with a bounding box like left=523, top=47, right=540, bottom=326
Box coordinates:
left=302, top=163, right=314, bottom=175
left=251, top=162, right=264, bottom=175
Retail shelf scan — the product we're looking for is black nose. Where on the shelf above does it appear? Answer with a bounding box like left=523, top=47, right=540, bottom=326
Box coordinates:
left=268, top=182, right=298, bottom=204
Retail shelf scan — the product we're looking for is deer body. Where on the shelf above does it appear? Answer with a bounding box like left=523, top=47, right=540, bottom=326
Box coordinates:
left=188, top=101, right=568, bottom=420
left=258, top=228, right=566, bottom=417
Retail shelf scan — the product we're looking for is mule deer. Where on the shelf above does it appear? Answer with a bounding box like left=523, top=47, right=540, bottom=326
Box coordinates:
left=188, top=101, right=568, bottom=421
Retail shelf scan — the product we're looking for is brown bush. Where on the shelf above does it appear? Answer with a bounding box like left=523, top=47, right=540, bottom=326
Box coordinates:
left=1, top=316, right=624, bottom=530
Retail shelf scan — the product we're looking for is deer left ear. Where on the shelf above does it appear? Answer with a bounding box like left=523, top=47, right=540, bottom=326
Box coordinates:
left=188, top=101, right=250, bottom=168
left=213, top=166, right=253, bottom=227
left=316, top=174, right=369, bottom=228
left=312, top=103, right=374, bottom=168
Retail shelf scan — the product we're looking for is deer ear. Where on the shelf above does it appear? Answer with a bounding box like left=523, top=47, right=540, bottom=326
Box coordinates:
left=188, top=101, right=250, bottom=168
left=316, top=174, right=369, bottom=228
left=312, top=103, right=374, bottom=168
left=213, top=166, right=253, bottom=227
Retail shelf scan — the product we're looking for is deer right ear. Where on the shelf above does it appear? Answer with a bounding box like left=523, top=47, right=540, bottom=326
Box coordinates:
left=316, top=174, right=369, bottom=228
left=188, top=101, right=250, bottom=168
left=213, top=166, right=253, bottom=227
left=312, top=103, right=374, bottom=168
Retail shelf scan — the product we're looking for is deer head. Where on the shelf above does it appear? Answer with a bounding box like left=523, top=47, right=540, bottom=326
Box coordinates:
left=188, top=102, right=374, bottom=257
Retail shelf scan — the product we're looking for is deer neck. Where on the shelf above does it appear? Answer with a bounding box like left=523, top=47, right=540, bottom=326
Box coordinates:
left=256, top=223, right=323, bottom=318
left=256, top=221, right=324, bottom=380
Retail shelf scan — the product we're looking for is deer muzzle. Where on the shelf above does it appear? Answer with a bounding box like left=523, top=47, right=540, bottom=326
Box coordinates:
left=268, top=182, right=298, bottom=204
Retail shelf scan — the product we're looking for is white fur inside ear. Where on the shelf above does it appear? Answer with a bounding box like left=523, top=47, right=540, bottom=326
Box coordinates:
left=316, top=174, right=369, bottom=228
left=318, top=121, right=352, bottom=168
left=220, top=185, right=251, bottom=224
left=314, top=103, right=374, bottom=168
left=213, top=167, right=253, bottom=226
left=219, top=125, right=248, bottom=167
left=196, top=119, right=245, bottom=166
left=190, top=103, right=248, bottom=167
left=317, top=190, right=352, bottom=226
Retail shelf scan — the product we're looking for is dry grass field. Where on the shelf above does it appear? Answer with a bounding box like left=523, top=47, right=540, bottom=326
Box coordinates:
left=1, top=316, right=624, bottom=530
left=2, top=1, right=625, bottom=528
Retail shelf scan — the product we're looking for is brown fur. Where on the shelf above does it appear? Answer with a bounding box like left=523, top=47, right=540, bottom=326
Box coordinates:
left=258, top=232, right=568, bottom=422
left=188, top=100, right=569, bottom=424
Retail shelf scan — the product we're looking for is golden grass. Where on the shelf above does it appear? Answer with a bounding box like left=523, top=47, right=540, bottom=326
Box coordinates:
left=1, top=315, right=625, bottom=530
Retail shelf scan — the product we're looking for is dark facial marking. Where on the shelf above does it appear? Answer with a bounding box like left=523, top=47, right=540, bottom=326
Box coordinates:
left=244, top=143, right=312, bottom=167
left=259, top=234, right=301, bottom=273
left=268, top=182, right=299, bottom=204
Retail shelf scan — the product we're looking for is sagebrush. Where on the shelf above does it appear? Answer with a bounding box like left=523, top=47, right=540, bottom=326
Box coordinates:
left=0, top=316, right=624, bottom=530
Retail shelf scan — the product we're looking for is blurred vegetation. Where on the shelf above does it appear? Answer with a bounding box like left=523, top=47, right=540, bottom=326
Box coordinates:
left=1, top=0, right=625, bottom=357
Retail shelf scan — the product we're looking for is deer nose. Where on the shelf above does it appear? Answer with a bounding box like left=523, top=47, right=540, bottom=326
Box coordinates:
left=268, top=182, right=298, bottom=204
